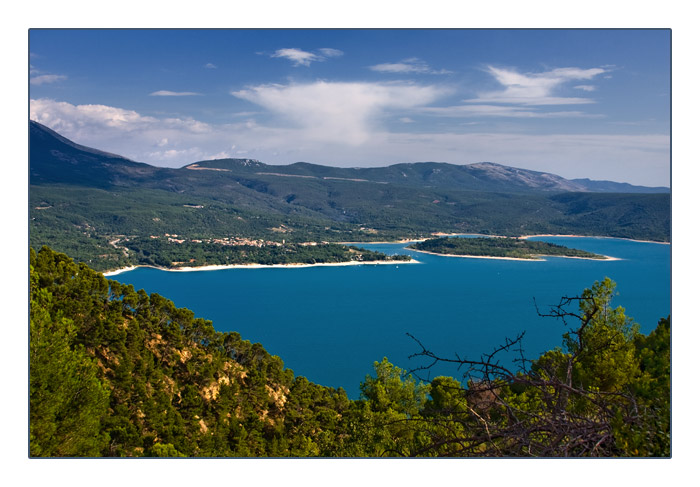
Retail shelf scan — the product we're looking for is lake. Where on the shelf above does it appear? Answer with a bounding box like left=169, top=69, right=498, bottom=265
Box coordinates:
left=110, top=236, right=670, bottom=398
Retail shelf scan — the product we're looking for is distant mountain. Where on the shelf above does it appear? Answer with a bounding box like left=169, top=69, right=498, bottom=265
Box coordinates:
left=30, top=120, right=668, bottom=194
left=571, top=178, right=669, bottom=194
left=187, top=158, right=669, bottom=194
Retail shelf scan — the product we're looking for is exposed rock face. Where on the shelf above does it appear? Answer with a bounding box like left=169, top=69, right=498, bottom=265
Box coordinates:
left=467, top=162, right=586, bottom=192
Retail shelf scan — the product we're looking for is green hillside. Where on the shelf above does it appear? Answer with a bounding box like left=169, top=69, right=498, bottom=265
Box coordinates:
left=411, top=236, right=608, bottom=260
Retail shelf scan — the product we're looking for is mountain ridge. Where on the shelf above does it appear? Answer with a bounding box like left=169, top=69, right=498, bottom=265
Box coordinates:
left=30, top=120, right=668, bottom=194
left=188, top=157, right=669, bottom=194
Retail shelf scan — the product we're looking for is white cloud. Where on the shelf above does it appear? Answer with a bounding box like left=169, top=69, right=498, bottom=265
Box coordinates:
left=29, top=98, right=227, bottom=165
left=161, top=116, right=212, bottom=134
left=270, top=47, right=344, bottom=67
left=318, top=48, right=343, bottom=58
left=30, top=74, right=67, bottom=85
left=30, top=98, right=159, bottom=134
left=145, top=147, right=213, bottom=161
left=422, top=65, right=608, bottom=120
left=370, top=58, right=451, bottom=75
left=149, top=90, right=201, bottom=96
left=466, top=65, right=606, bottom=105
left=271, top=48, right=318, bottom=66
left=231, top=81, right=446, bottom=144
left=204, top=63, right=217, bottom=69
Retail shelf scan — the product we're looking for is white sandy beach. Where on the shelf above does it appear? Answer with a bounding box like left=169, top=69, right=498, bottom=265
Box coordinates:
left=102, top=258, right=420, bottom=276
left=409, top=248, right=621, bottom=262
left=410, top=249, right=539, bottom=261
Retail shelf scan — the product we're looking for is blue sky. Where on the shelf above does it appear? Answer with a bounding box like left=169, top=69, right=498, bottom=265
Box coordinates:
left=29, top=29, right=670, bottom=186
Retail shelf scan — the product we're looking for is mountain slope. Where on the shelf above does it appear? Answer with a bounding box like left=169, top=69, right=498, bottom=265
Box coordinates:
left=29, top=121, right=158, bottom=188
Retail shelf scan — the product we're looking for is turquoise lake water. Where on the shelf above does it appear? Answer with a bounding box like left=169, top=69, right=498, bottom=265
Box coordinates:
left=110, top=236, right=670, bottom=398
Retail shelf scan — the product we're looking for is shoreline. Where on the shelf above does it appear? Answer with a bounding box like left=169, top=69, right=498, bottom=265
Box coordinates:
left=409, top=248, right=621, bottom=262
left=102, top=233, right=657, bottom=275
left=346, top=233, right=669, bottom=246
left=102, top=258, right=420, bottom=276
left=409, top=249, right=538, bottom=261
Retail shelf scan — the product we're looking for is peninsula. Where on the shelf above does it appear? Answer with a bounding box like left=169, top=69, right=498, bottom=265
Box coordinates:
left=98, top=240, right=412, bottom=274
left=409, top=236, right=609, bottom=260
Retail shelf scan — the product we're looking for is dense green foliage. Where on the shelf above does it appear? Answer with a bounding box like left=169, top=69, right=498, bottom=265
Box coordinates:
left=30, top=246, right=355, bottom=456
left=410, top=236, right=607, bottom=260
left=121, top=239, right=410, bottom=269
left=29, top=247, right=670, bottom=457
left=30, top=185, right=408, bottom=272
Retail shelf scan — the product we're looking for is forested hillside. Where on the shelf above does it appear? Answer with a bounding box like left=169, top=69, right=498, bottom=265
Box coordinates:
left=410, top=236, right=608, bottom=259
left=30, top=246, right=670, bottom=457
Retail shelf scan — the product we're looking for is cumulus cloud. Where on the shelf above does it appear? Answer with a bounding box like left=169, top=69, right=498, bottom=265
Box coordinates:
left=204, top=63, right=217, bottom=69
left=270, top=47, right=344, bottom=67
left=318, top=48, right=343, bottom=58
left=30, top=98, right=210, bottom=137
left=29, top=98, right=228, bottom=166
left=369, top=58, right=451, bottom=75
left=149, top=90, right=201, bottom=96
left=30, top=98, right=159, bottom=134
left=467, top=65, right=606, bottom=105
left=231, top=81, right=446, bottom=144
left=30, top=74, right=67, bottom=85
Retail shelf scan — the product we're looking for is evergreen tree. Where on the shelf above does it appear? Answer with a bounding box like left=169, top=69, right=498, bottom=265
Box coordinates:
left=30, top=256, right=110, bottom=456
